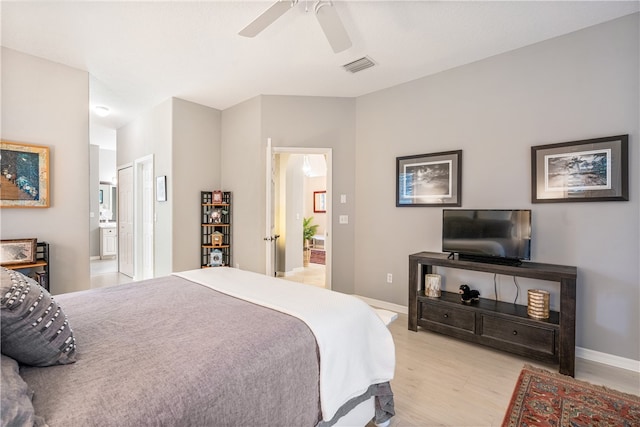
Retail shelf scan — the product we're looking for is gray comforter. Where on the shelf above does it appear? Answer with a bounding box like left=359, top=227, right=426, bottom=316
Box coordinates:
left=20, top=276, right=322, bottom=426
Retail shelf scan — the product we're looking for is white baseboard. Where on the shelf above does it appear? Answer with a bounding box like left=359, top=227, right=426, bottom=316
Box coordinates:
left=283, top=267, right=305, bottom=277
left=576, top=346, right=640, bottom=373
left=355, top=295, right=640, bottom=374
left=355, top=295, right=408, bottom=315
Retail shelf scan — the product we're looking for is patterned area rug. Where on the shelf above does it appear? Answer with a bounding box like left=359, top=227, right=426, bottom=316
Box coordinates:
left=310, top=249, right=325, bottom=265
left=502, top=364, right=640, bottom=426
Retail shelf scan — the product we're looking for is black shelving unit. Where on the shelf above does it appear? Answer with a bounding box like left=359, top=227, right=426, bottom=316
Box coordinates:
left=200, top=191, right=232, bottom=268
left=5, top=241, right=50, bottom=291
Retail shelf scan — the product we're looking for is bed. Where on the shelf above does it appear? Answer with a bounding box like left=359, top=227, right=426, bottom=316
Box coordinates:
left=1, top=266, right=395, bottom=427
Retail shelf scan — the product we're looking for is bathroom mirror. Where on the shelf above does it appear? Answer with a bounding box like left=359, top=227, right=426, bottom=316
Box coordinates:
left=99, top=182, right=117, bottom=222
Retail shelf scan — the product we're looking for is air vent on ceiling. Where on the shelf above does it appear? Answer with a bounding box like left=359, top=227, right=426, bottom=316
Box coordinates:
left=342, top=56, right=376, bottom=73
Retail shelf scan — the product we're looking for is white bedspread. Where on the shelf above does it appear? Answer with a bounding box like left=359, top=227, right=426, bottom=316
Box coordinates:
left=173, top=267, right=395, bottom=422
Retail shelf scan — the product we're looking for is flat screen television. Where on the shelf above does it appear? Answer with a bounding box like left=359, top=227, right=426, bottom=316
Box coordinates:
left=442, top=209, right=531, bottom=264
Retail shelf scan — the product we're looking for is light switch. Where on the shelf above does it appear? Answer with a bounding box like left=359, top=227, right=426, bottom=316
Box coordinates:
left=339, top=215, right=348, bottom=224
left=340, top=194, right=347, bottom=204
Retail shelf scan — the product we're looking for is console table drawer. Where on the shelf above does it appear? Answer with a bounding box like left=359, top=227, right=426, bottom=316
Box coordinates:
left=420, top=302, right=475, bottom=332
left=480, top=314, right=556, bottom=355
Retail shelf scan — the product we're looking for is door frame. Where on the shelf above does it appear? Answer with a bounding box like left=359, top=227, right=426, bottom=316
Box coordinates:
left=117, top=164, right=134, bottom=277
left=134, top=154, right=154, bottom=280
left=266, top=141, right=332, bottom=289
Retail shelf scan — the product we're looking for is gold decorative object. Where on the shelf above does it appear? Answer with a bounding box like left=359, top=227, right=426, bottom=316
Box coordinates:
left=425, top=274, right=442, bottom=298
left=527, top=289, right=550, bottom=319
left=211, top=231, right=224, bottom=247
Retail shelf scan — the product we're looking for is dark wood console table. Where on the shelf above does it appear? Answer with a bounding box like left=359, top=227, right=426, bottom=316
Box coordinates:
left=408, top=252, right=577, bottom=376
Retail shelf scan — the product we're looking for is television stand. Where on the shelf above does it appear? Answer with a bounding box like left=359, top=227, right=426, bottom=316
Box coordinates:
left=408, top=251, right=577, bottom=376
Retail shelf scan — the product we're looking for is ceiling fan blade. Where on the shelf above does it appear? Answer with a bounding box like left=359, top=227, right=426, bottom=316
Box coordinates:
left=239, top=1, right=294, bottom=38
left=315, top=1, right=352, bottom=53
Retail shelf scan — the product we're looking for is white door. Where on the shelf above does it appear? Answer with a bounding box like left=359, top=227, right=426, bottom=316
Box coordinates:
left=135, top=155, right=154, bottom=280
left=118, top=166, right=134, bottom=277
left=264, top=139, right=277, bottom=276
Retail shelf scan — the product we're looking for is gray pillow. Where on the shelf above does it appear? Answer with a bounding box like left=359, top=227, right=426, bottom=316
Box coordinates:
left=0, top=354, right=38, bottom=426
left=1, top=267, right=76, bottom=366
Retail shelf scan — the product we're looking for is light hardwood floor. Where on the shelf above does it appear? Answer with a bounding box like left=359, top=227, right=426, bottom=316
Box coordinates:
left=89, top=258, right=133, bottom=288
left=281, top=263, right=326, bottom=287
left=374, top=313, right=640, bottom=427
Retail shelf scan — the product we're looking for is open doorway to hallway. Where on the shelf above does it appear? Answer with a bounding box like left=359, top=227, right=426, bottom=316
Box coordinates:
left=271, top=152, right=329, bottom=288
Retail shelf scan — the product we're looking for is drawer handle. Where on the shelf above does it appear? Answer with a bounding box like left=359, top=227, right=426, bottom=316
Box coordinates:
left=512, top=330, right=518, bottom=336
left=443, top=314, right=449, bottom=318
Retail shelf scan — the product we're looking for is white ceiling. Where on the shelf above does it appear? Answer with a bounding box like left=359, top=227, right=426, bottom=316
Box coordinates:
left=2, top=1, right=638, bottom=150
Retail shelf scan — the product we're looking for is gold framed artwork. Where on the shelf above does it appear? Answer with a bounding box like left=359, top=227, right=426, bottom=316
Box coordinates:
left=0, top=141, right=50, bottom=208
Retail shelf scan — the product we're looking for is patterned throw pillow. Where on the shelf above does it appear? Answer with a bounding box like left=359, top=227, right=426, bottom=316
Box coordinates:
left=0, top=267, right=76, bottom=366
left=0, top=354, right=41, bottom=426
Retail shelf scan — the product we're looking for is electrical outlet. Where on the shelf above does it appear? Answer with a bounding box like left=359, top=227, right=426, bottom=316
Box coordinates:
left=386, top=273, right=393, bottom=284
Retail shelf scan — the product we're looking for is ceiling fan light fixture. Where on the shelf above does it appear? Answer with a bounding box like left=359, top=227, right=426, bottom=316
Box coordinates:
left=342, top=56, right=376, bottom=73
left=239, top=0, right=351, bottom=54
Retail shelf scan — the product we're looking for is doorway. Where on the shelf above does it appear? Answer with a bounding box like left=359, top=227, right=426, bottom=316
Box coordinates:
left=116, top=155, right=154, bottom=281
left=266, top=144, right=332, bottom=289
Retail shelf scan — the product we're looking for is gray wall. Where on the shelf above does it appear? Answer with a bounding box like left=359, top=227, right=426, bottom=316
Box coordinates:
left=262, top=96, right=357, bottom=294
left=220, top=96, right=263, bottom=272
left=171, top=98, right=221, bottom=272
left=221, top=95, right=357, bottom=293
left=118, top=98, right=173, bottom=277
left=118, top=97, right=221, bottom=275
left=354, top=14, right=639, bottom=361
left=1, top=47, right=90, bottom=295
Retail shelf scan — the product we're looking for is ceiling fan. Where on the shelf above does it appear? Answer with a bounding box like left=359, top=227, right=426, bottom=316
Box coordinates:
left=239, top=0, right=352, bottom=53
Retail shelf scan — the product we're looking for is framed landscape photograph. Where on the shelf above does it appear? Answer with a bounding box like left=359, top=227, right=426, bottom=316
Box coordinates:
left=0, top=141, right=50, bottom=208
left=396, top=150, right=462, bottom=207
left=0, top=238, right=37, bottom=266
left=531, top=135, right=628, bottom=203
